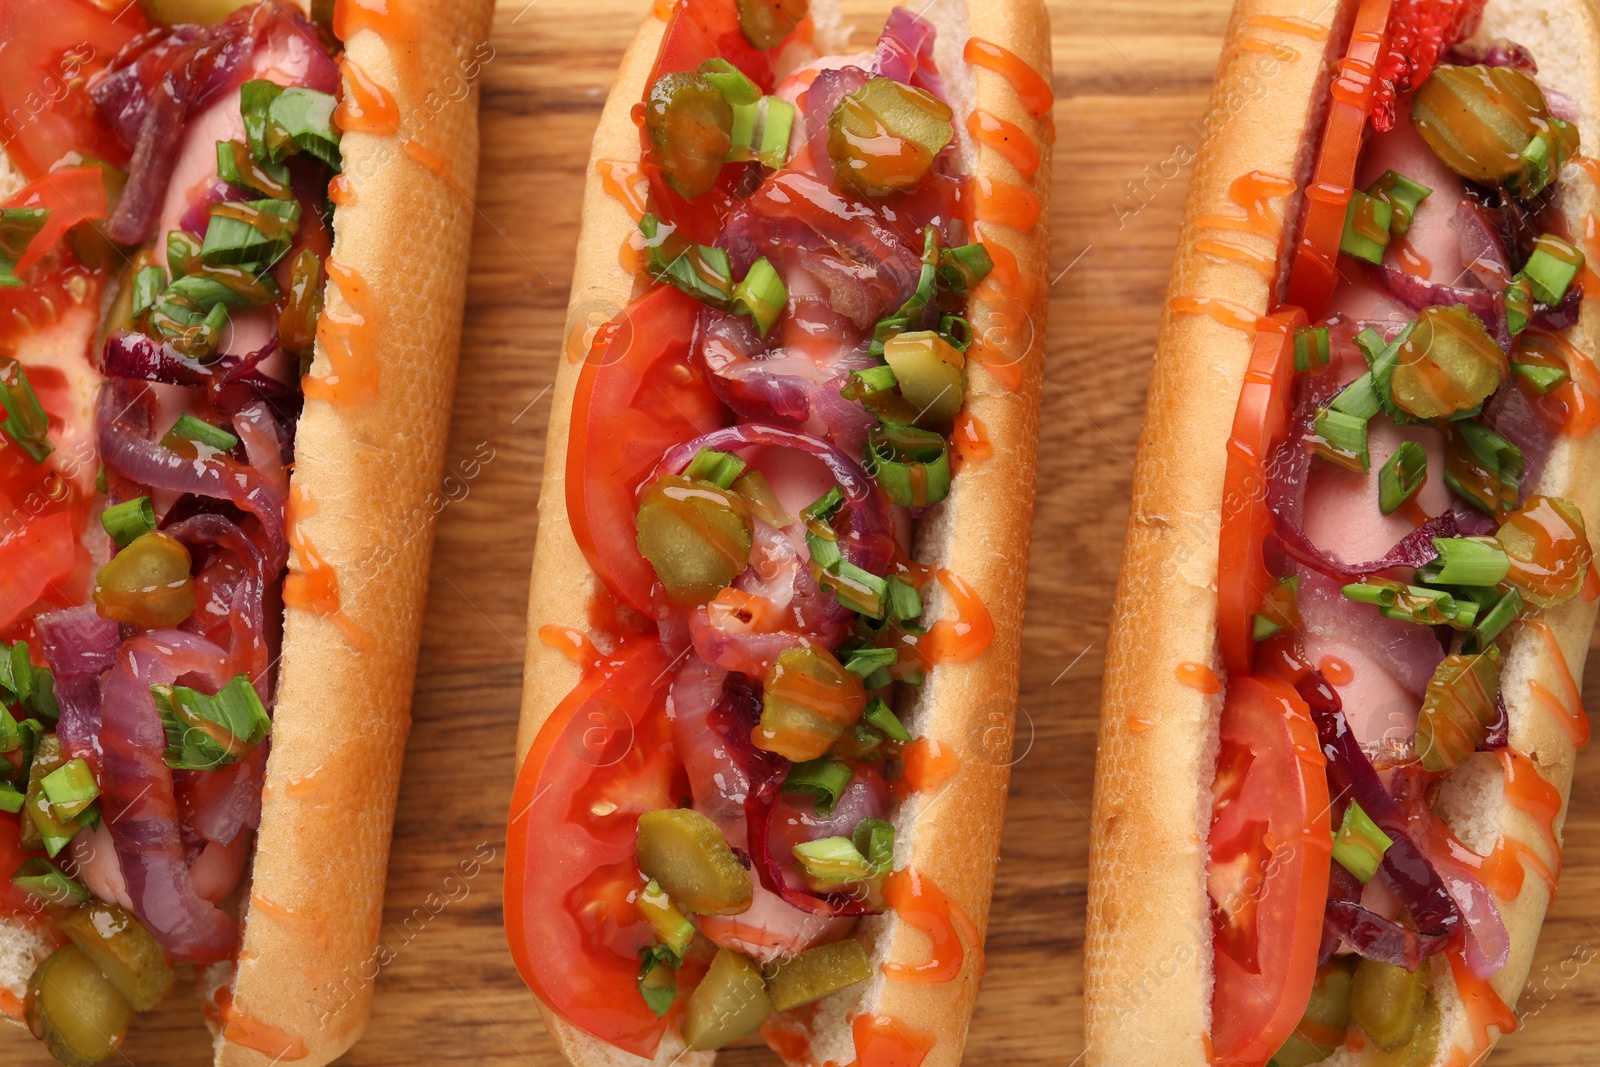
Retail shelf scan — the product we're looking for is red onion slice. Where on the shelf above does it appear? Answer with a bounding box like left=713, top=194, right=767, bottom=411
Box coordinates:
left=872, top=8, right=946, bottom=101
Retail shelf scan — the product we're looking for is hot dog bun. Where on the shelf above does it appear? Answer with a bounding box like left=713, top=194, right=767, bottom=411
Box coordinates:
left=514, top=0, right=1052, bottom=1063
left=1085, top=1, right=1600, bottom=1065
left=0, top=1, right=493, bottom=1063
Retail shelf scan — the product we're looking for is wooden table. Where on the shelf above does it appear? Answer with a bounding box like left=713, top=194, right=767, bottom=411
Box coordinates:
left=8, top=1, right=1600, bottom=1063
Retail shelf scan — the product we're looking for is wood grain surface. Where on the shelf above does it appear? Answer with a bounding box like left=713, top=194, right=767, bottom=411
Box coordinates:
left=7, top=0, right=1600, bottom=1064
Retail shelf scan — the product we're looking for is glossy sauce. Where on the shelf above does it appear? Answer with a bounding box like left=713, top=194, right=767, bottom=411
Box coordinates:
left=898, top=737, right=960, bottom=796
left=598, top=159, right=650, bottom=222
left=911, top=570, right=994, bottom=667
left=1243, top=14, right=1328, bottom=39
left=950, top=411, right=992, bottom=472
left=1167, top=295, right=1265, bottom=333
left=881, top=867, right=982, bottom=983
left=971, top=176, right=1041, bottom=229
left=1318, top=655, right=1353, bottom=686
left=1196, top=172, right=1296, bottom=243
left=328, top=173, right=357, bottom=206
left=1525, top=619, right=1590, bottom=747
left=1126, top=715, right=1154, bottom=733
left=333, top=58, right=400, bottom=136
left=401, top=138, right=455, bottom=183
left=1236, top=38, right=1297, bottom=62
left=1329, top=30, right=1382, bottom=107
left=963, top=39, right=1053, bottom=117
left=1394, top=239, right=1431, bottom=278
left=1499, top=751, right=1563, bottom=881
left=1444, top=951, right=1517, bottom=1065
left=284, top=484, right=367, bottom=651
left=304, top=258, right=380, bottom=408
left=1515, top=331, right=1600, bottom=438
left=823, top=1013, right=937, bottom=1067
left=1175, top=661, right=1221, bottom=694
left=221, top=1002, right=309, bottom=1061
left=538, top=624, right=602, bottom=668
left=967, top=110, right=1040, bottom=177
left=1195, top=236, right=1276, bottom=281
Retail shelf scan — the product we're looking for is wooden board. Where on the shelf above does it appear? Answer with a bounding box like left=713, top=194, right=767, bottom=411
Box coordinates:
left=8, top=1, right=1600, bottom=1064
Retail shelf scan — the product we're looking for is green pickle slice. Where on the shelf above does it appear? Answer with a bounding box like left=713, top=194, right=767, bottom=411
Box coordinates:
left=26, top=945, right=135, bottom=1067
left=1351, top=957, right=1428, bottom=1051
left=645, top=73, right=734, bottom=199
left=828, top=78, right=954, bottom=198
left=635, top=808, right=753, bottom=916
left=55, top=901, right=175, bottom=1012
left=635, top=475, right=753, bottom=607
left=768, top=938, right=873, bottom=1011
left=736, top=0, right=808, bottom=49
left=682, top=948, right=773, bottom=1050
left=1391, top=305, right=1507, bottom=420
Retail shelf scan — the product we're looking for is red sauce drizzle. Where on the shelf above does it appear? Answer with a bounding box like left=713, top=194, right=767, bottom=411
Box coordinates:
left=334, top=58, right=400, bottom=136
left=971, top=176, right=1041, bottom=229
left=1524, top=619, right=1589, bottom=747
left=963, top=39, right=1053, bottom=117
left=1443, top=951, right=1517, bottom=1065
left=896, top=737, right=960, bottom=798
left=304, top=258, right=379, bottom=408
left=1244, top=14, right=1328, bottom=39
left=881, top=867, right=983, bottom=984
left=823, top=1014, right=937, bottom=1067
left=950, top=411, right=992, bottom=472
left=1318, top=655, right=1353, bottom=686
left=910, top=570, right=994, bottom=667
left=1196, top=171, right=1296, bottom=242
left=220, top=996, right=309, bottom=1062
left=1175, top=661, right=1221, bottom=694
left=966, top=110, right=1039, bottom=177
left=538, top=624, right=601, bottom=668
left=328, top=173, right=357, bottom=206
left=284, top=484, right=368, bottom=651
left=1167, top=295, right=1265, bottom=333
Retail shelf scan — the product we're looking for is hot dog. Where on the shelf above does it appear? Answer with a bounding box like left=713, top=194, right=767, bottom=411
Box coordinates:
left=1086, top=1, right=1600, bottom=1065
left=502, top=0, right=1051, bottom=1064
left=0, top=0, right=489, bottom=1063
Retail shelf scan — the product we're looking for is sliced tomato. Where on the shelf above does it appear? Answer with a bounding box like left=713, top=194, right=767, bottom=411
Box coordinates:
left=0, top=0, right=148, bottom=179
left=567, top=285, right=727, bottom=615
left=1216, top=310, right=1303, bottom=679
left=4, top=165, right=109, bottom=274
left=0, top=509, right=77, bottom=631
left=0, top=813, right=41, bottom=917
left=641, top=0, right=777, bottom=243
left=1283, top=0, right=1395, bottom=317
left=1208, top=675, right=1332, bottom=1067
left=503, top=636, right=693, bottom=1057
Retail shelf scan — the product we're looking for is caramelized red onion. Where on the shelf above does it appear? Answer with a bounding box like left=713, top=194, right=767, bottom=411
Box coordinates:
left=1366, top=262, right=1510, bottom=350
left=872, top=8, right=946, bottom=101
left=98, top=631, right=238, bottom=962
left=102, top=331, right=299, bottom=421
left=37, top=605, right=121, bottom=680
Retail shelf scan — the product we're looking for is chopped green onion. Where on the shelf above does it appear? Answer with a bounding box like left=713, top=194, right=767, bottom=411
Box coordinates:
left=1342, top=578, right=1477, bottom=630
left=731, top=256, right=785, bottom=336
left=871, top=227, right=940, bottom=357
left=0, top=783, right=21, bottom=813
left=149, top=297, right=230, bottom=360
left=840, top=364, right=919, bottom=426
left=1445, top=421, right=1523, bottom=518
left=1252, top=613, right=1282, bottom=641
left=803, top=486, right=845, bottom=529
left=699, top=58, right=761, bottom=106
left=1513, top=360, right=1568, bottom=393
left=1521, top=234, right=1584, bottom=305
left=863, top=695, right=911, bottom=742
left=168, top=267, right=279, bottom=310
left=10, top=857, right=89, bottom=908
left=884, top=575, right=922, bottom=623
left=866, top=423, right=952, bottom=507
left=241, top=79, right=290, bottom=163
left=1377, top=440, right=1428, bottom=516
left=1294, top=326, right=1330, bottom=372
left=1504, top=277, right=1533, bottom=338
left=1426, top=537, right=1510, bottom=587
left=1509, top=119, right=1577, bottom=200
left=101, top=496, right=156, bottom=549
left=0, top=707, right=18, bottom=755
left=272, top=87, right=342, bottom=169
left=1340, top=189, right=1392, bottom=265
left=1313, top=405, right=1370, bottom=474
left=162, top=413, right=238, bottom=454
left=782, top=757, right=854, bottom=816
left=0, top=207, right=49, bottom=287
left=131, top=265, right=168, bottom=321
left=638, top=214, right=733, bottom=307
left=851, top=816, right=895, bottom=877
left=153, top=674, right=272, bottom=771
left=822, top=561, right=888, bottom=618
left=1472, top=587, right=1524, bottom=648
left=637, top=879, right=695, bottom=958
left=1330, top=370, right=1383, bottom=421
left=1366, top=170, right=1431, bottom=237
left=201, top=198, right=301, bottom=270
left=0, top=357, right=54, bottom=463
left=215, top=139, right=291, bottom=198
left=727, top=95, right=795, bottom=169
left=939, top=314, right=973, bottom=351
left=0, top=642, right=52, bottom=723
left=791, top=836, right=873, bottom=890
left=636, top=945, right=678, bottom=1018
left=167, top=230, right=202, bottom=277
left=683, top=447, right=747, bottom=489
left=842, top=646, right=897, bottom=678
left=39, top=758, right=98, bottom=821
left=1331, top=801, right=1393, bottom=883
left=1354, top=326, right=1411, bottom=421
left=938, top=243, right=994, bottom=292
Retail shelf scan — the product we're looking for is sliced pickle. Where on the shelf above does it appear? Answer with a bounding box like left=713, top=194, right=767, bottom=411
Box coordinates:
left=635, top=808, right=753, bottom=916
left=22, top=734, right=87, bottom=858
left=755, top=645, right=866, bottom=762
left=1412, top=65, right=1549, bottom=188
left=883, top=331, right=965, bottom=431
left=1497, top=494, right=1592, bottom=608
left=1270, top=959, right=1356, bottom=1066
left=768, top=938, right=873, bottom=1011
left=645, top=73, right=734, bottom=199
left=56, top=901, right=175, bottom=1012
left=138, top=0, right=253, bottom=22
left=736, top=0, right=808, bottom=49
left=1391, top=305, right=1507, bottom=420
left=682, top=948, right=773, bottom=1050
left=92, top=530, right=196, bottom=631
left=26, top=945, right=135, bottom=1067
left=1364, top=994, right=1441, bottom=1067
left=635, top=474, right=753, bottom=607
left=828, top=78, right=953, bottom=198
left=1351, top=957, right=1427, bottom=1051
left=1416, top=649, right=1502, bottom=773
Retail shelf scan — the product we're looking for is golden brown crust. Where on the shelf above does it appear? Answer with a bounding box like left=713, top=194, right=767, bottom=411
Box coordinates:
left=513, top=0, right=1051, bottom=1064
left=217, top=2, right=494, bottom=1065
left=1084, top=1, right=1600, bottom=1065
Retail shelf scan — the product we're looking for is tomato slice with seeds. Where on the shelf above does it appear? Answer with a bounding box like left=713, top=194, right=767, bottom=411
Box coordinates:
left=3, top=165, right=109, bottom=274
left=1216, top=309, right=1303, bottom=679
left=0, top=0, right=147, bottom=179
left=566, top=285, right=727, bottom=615
left=503, top=636, right=693, bottom=1057
left=1208, top=675, right=1332, bottom=1067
